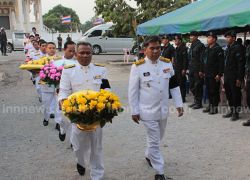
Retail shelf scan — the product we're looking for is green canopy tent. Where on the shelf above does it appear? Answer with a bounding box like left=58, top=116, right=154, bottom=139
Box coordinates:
left=137, top=0, right=250, bottom=36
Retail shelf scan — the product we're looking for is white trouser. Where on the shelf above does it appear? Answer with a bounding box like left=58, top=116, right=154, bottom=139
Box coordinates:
left=142, top=119, right=168, bottom=175
left=35, top=76, right=41, bottom=97
left=41, top=92, right=62, bottom=125
left=50, top=95, right=56, bottom=114
left=71, top=125, right=104, bottom=180
left=59, top=114, right=72, bottom=135
left=60, top=112, right=73, bottom=139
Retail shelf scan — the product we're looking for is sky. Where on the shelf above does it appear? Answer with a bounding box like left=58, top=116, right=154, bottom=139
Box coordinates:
left=42, top=0, right=137, bottom=24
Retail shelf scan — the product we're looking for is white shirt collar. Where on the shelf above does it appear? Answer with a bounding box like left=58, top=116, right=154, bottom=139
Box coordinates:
left=145, top=56, right=159, bottom=64
left=78, top=62, right=93, bottom=70
left=62, top=56, right=75, bottom=61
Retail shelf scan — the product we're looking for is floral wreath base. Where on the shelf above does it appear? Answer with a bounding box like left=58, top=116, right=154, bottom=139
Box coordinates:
left=76, top=121, right=100, bottom=131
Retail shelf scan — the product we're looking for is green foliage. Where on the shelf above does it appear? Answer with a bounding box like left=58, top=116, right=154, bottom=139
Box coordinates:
left=95, top=0, right=137, bottom=37
left=94, top=0, right=191, bottom=36
left=43, top=5, right=81, bottom=33
left=81, top=16, right=99, bottom=34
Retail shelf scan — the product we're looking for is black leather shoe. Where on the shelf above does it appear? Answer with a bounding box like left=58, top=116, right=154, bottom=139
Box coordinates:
left=231, top=114, right=239, bottom=121
left=223, top=112, right=232, bottom=118
left=203, top=106, right=210, bottom=113
left=55, top=123, right=60, bottom=131
left=59, top=132, right=66, bottom=141
left=189, top=103, right=196, bottom=108
left=243, top=119, right=250, bottom=126
left=209, top=107, right=218, bottom=115
left=145, top=157, right=152, bottom=167
left=50, top=114, right=55, bottom=119
left=77, top=163, right=85, bottom=176
left=192, top=104, right=202, bottom=109
left=155, top=174, right=172, bottom=180
left=43, top=119, right=49, bottom=126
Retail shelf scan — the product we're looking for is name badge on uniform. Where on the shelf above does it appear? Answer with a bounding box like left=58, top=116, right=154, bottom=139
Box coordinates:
left=163, top=68, right=170, bottom=73
left=94, top=75, right=102, bottom=80
left=143, top=72, right=150, bottom=77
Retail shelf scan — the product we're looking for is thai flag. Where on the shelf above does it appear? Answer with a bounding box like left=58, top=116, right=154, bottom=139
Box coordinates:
left=93, top=18, right=104, bottom=25
left=61, top=16, right=71, bottom=24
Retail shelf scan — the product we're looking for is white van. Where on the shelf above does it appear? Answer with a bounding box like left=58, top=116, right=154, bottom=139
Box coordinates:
left=81, top=23, right=134, bottom=55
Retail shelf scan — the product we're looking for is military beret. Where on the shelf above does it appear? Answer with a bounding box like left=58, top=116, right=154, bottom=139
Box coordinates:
left=161, top=35, right=170, bottom=40
left=143, top=36, right=161, bottom=47
left=190, top=31, right=199, bottom=36
left=224, top=30, right=237, bottom=38
left=207, top=31, right=217, bottom=39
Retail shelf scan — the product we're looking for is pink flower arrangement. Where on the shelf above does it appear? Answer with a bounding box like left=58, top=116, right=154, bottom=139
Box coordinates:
left=39, top=63, right=64, bottom=87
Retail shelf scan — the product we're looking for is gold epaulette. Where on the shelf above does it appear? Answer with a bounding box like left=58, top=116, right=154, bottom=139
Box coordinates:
left=94, top=63, right=105, bottom=67
left=53, top=55, right=62, bottom=61
left=64, top=64, right=76, bottom=69
left=134, top=59, right=145, bottom=66
left=159, top=56, right=171, bottom=63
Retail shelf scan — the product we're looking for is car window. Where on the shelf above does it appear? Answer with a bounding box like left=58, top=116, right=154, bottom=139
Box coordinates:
left=89, top=30, right=102, bottom=37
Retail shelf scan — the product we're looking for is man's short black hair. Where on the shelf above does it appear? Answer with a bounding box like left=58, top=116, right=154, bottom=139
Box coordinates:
left=190, top=31, right=199, bottom=36
left=76, top=41, right=92, bottom=49
left=32, top=40, right=39, bottom=44
left=162, top=35, right=170, bottom=40
left=224, top=30, right=237, bottom=38
left=32, top=27, right=36, bottom=30
left=207, top=31, right=217, bottom=40
left=35, top=34, right=40, bottom=37
left=174, top=35, right=183, bottom=41
left=237, top=38, right=243, bottom=44
left=64, top=41, right=76, bottom=49
left=39, top=39, right=47, bottom=46
left=29, top=35, right=34, bottom=38
left=47, top=42, right=56, bottom=46
left=143, top=36, right=161, bottom=48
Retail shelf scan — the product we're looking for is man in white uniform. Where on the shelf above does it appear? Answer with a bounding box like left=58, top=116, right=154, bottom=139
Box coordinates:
left=31, top=40, right=47, bottom=102
left=58, top=42, right=110, bottom=179
left=40, top=42, right=62, bottom=128
left=28, top=40, right=40, bottom=85
left=128, top=36, right=184, bottom=180
left=56, top=41, right=77, bottom=142
left=29, top=40, right=41, bottom=60
left=25, top=35, right=35, bottom=56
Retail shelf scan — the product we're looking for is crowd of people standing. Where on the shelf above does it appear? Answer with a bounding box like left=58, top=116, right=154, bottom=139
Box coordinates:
left=160, top=30, right=250, bottom=125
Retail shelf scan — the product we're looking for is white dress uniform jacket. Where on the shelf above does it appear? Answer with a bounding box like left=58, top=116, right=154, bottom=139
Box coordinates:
left=30, top=50, right=45, bottom=60
left=129, top=57, right=183, bottom=121
left=58, top=62, right=108, bottom=180
left=128, top=56, right=183, bottom=175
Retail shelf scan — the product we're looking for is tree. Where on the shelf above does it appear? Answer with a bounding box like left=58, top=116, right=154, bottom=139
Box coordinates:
left=82, top=20, right=93, bottom=34
left=95, top=0, right=137, bottom=37
left=135, top=0, right=190, bottom=22
left=81, top=16, right=100, bottom=34
left=94, top=0, right=191, bottom=36
left=43, top=5, right=81, bottom=33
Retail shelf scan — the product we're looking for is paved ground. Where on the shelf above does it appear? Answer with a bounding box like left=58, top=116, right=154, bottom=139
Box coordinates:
left=0, top=52, right=250, bottom=180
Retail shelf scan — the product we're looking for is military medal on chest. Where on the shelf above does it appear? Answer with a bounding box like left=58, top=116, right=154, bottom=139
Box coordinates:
left=163, top=68, right=171, bottom=73
left=143, top=72, right=151, bottom=88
